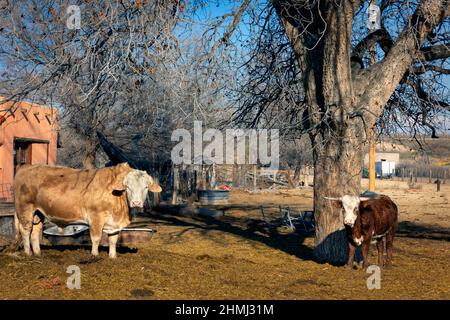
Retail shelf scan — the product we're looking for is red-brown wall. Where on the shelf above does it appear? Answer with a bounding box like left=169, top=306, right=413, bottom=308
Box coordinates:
left=0, top=97, right=58, bottom=200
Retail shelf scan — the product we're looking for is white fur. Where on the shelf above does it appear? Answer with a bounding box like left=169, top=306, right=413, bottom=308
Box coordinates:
left=354, top=236, right=364, bottom=246
left=341, top=195, right=360, bottom=227
left=123, top=170, right=153, bottom=208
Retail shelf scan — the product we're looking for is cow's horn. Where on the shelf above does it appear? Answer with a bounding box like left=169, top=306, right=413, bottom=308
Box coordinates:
left=324, top=196, right=342, bottom=201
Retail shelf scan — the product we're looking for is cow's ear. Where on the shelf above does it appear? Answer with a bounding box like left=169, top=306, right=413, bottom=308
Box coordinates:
left=147, top=175, right=162, bottom=193
left=149, top=184, right=162, bottom=193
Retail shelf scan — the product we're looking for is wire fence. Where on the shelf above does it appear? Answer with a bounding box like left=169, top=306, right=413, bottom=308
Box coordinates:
left=0, top=183, right=13, bottom=202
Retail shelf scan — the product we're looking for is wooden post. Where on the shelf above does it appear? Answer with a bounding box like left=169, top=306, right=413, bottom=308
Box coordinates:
left=153, top=177, right=160, bottom=207
left=443, top=170, right=446, bottom=184
left=253, top=164, right=257, bottom=190
left=401, top=168, right=404, bottom=181
left=172, top=165, right=179, bottom=205
left=414, top=168, right=417, bottom=183
left=201, top=165, right=206, bottom=190
left=369, top=128, right=376, bottom=191
left=436, top=179, right=441, bottom=192
left=429, top=169, right=432, bottom=183
left=368, top=2, right=376, bottom=192
left=211, top=163, right=216, bottom=189
left=232, top=164, right=238, bottom=187
left=287, top=168, right=293, bottom=189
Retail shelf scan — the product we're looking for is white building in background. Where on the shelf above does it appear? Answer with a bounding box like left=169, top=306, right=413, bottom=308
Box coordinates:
left=375, top=160, right=396, bottom=178
left=363, top=152, right=400, bottom=178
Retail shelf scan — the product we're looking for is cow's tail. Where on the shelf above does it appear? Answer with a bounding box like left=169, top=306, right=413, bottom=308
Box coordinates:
left=9, top=211, right=22, bottom=251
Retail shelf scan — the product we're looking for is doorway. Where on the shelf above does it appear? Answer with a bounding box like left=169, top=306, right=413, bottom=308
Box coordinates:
left=13, top=140, right=32, bottom=173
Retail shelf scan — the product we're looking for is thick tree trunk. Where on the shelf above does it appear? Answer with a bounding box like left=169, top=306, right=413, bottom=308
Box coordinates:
left=311, top=130, right=365, bottom=264
left=274, top=0, right=448, bottom=265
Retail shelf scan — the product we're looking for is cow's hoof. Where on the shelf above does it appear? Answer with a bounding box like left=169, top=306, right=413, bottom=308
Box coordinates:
left=344, top=262, right=358, bottom=270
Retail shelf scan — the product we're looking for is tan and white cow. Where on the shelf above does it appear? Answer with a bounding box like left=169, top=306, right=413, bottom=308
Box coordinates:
left=13, top=163, right=162, bottom=258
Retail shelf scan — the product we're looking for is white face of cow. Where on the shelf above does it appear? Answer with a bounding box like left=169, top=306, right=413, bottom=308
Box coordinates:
left=123, top=170, right=157, bottom=208
left=341, top=195, right=361, bottom=227
left=325, top=195, right=372, bottom=228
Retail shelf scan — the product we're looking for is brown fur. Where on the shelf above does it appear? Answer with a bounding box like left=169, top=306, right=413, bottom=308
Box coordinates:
left=13, top=163, right=134, bottom=257
left=346, top=195, right=398, bottom=268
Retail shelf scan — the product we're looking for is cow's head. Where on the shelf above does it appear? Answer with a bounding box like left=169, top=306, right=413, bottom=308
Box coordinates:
left=325, top=195, right=371, bottom=227
left=113, top=169, right=162, bottom=208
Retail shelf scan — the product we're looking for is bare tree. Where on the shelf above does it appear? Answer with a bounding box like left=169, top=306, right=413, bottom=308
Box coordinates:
left=218, top=0, right=449, bottom=264
left=0, top=0, right=180, bottom=168
left=1, top=0, right=449, bottom=265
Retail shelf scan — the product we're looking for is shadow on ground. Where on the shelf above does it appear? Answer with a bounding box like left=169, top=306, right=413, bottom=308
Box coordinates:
left=397, top=221, right=450, bottom=241
left=147, top=208, right=316, bottom=262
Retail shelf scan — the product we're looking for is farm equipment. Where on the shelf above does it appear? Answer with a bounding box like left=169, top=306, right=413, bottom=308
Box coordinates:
left=260, top=206, right=315, bottom=233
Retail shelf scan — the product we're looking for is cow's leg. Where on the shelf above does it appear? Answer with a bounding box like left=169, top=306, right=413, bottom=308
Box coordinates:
left=346, top=241, right=356, bottom=268
left=361, top=240, right=371, bottom=269
left=19, top=222, right=32, bottom=256
left=89, top=224, right=103, bottom=257
left=108, top=233, right=119, bottom=259
left=376, top=237, right=384, bottom=267
left=30, top=216, right=43, bottom=256
left=16, top=205, right=35, bottom=256
left=385, top=231, right=395, bottom=267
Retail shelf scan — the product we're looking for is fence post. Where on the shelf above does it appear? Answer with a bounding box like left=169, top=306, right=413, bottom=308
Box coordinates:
left=253, top=164, right=257, bottom=190
left=172, top=165, right=179, bottom=205
left=287, top=168, right=293, bottom=189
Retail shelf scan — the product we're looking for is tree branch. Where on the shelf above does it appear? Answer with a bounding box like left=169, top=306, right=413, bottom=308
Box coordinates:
left=418, top=43, right=450, bottom=61
left=221, top=0, right=252, bottom=44
left=411, top=64, right=450, bottom=74
left=352, top=28, right=394, bottom=63
left=356, top=0, right=449, bottom=123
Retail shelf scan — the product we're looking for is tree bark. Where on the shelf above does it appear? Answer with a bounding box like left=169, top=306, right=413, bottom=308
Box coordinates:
left=272, top=0, right=448, bottom=264
left=312, top=130, right=365, bottom=264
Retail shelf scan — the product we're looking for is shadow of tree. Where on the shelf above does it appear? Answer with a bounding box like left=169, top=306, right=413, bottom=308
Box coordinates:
left=147, top=209, right=315, bottom=262
left=397, top=221, right=450, bottom=241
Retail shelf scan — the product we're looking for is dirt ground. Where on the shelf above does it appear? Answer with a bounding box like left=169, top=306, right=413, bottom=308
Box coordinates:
left=0, top=180, right=449, bottom=300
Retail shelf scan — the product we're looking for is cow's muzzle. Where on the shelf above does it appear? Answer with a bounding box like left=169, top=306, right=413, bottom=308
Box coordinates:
left=130, top=200, right=144, bottom=208
left=344, top=220, right=355, bottom=227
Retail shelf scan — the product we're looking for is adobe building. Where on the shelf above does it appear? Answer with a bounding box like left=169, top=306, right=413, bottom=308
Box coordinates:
left=0, top=97, right=58, bottom=201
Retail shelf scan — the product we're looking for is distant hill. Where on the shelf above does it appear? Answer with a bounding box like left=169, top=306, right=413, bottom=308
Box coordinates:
left=380, top=136, right=450, bottom=165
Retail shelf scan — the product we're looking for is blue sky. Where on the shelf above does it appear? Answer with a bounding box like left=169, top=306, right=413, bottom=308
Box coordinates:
left=2, top=0, right=448, bottom=134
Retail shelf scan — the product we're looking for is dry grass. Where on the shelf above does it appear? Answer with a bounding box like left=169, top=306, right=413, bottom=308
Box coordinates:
left=0, top=181, right=449, bottom=300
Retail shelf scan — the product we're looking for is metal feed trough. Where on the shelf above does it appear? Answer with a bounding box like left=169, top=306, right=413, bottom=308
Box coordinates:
left=197, top=189, right=230, bottom=205
left=41, top=221, right=156, bottom=247
left=0, top=202, right=15, bottom=240
left=0, top=200, right=156, bottom=247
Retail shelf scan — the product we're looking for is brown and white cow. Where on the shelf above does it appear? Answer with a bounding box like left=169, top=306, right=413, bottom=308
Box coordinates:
left=326, top=193, right=398, bottom=269
left=13, top=163, right=162, bottom=258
